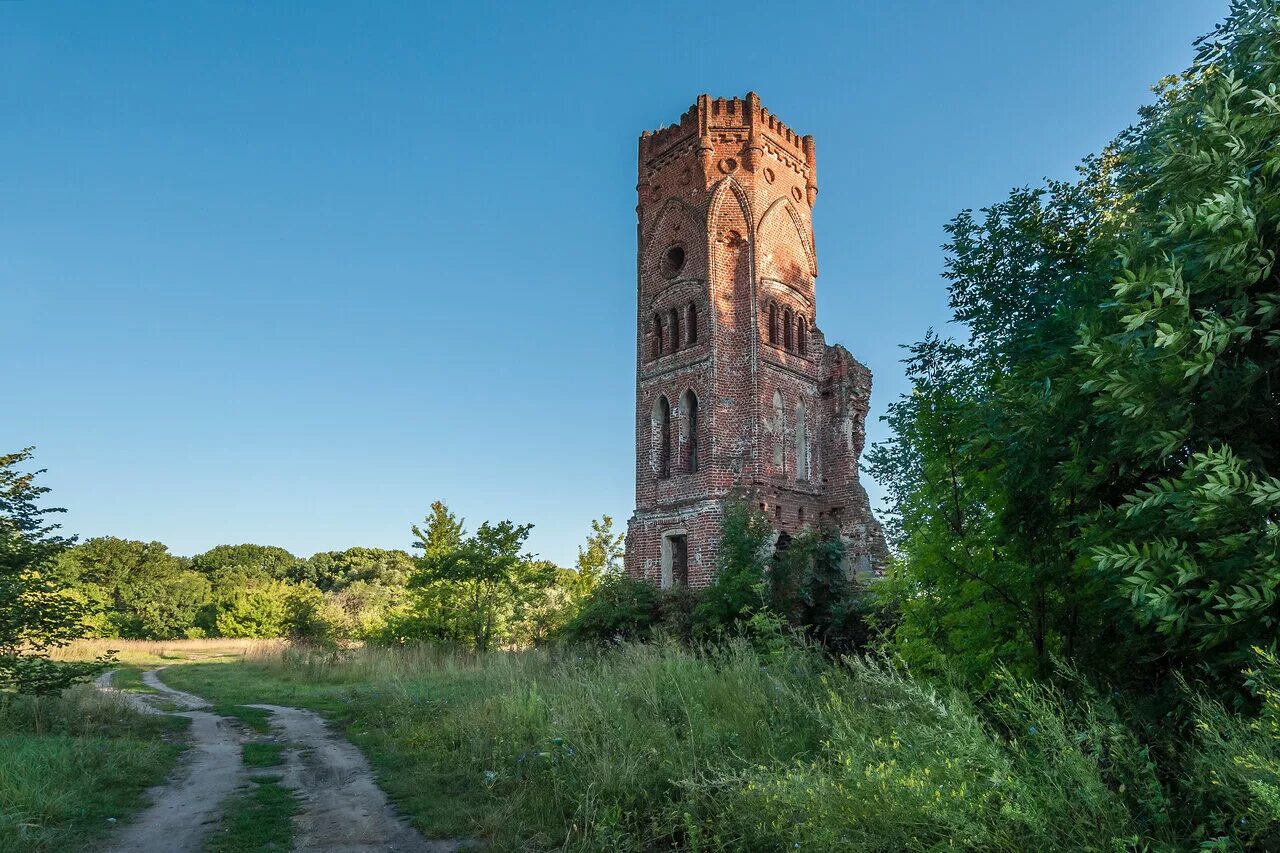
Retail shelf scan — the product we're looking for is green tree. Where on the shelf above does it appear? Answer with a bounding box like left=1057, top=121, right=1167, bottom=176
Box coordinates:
left=296, top=547, right=413, bottom=591
left=561, top=574, right=661, bottom=644
left=58, top=537, right=210, bottom=639
left=574, top=515, right=624, bottom=593
left=192, top=544, right=299, bottom=580
left=0, top=448, right=104, bottom=693
left=692, top=498, right=774, bottom=634
left=1078, top=9, right=1280, bottom=681
left=203, top=567, right=291, bottom=637
left=410, top=518, right=553, bottom=651
left=869, top=1, right=1280, bottom=692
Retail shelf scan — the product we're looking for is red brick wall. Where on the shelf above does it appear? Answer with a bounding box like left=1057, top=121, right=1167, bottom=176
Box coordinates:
left=626, top=94, right=886, bottom=587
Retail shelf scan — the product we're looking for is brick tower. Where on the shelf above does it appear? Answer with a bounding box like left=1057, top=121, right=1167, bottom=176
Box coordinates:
left=624, top=93, right=887, bottom=588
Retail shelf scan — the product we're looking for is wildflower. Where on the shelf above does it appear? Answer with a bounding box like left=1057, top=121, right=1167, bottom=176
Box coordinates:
left=482, top=770, right=498, bottom=786
left=1028, top=725, right=1037, bottom=735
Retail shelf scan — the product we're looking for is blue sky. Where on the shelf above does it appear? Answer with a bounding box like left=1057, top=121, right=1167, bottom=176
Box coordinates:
left=2, top=1, right=1227, bottom=565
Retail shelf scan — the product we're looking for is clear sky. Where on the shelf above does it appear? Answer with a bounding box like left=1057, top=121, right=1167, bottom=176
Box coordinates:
left=2, top=1, right=1228, bottom=565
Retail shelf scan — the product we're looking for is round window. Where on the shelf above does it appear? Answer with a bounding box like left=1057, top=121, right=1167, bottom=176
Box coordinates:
left=662, top=245, right=686, bottom=278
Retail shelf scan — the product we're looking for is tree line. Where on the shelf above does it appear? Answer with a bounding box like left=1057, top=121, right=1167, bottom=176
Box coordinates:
left=1, top=456, right=629, bottom=685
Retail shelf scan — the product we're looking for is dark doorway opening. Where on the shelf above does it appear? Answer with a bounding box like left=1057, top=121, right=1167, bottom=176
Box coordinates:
left=670, top=534, right=688, bottom=586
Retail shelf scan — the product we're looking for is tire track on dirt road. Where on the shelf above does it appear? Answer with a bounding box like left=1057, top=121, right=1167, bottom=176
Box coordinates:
left=97, top=668, right=464, bottom=852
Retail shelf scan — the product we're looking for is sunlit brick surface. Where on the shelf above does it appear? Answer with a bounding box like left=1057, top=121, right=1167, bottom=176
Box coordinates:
left=625, top=94, right=888, bottom=588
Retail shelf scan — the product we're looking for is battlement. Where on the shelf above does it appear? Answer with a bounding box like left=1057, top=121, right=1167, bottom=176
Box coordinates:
left=639, top=92, right=815, bottom=166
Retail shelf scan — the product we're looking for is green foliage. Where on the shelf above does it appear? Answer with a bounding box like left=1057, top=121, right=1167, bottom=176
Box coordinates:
left=691, top=499, right=773, bottom=633
left=57, top=537, right=211, bottom=639
left=411, top=517, right=554, bottom=651
left=1182, top=647, right=1280, bottom=848
left=192, top=544, right=299, bottom=580
left=294, top=547, right=413, bottom=592
left=166, top=639, right=1280, bottom=851
left=0, top=449, right=105, bottom=693
left=574, top=515, right=625, bottom=594
left=391, top=502, right=582, bottom=651
left=561, top=575, right=662, bottom=644
left=204, top=568, right=293, bottom=638
left=1073, top=10, right=1280, bottom=680
left=204, top=775, right=300, bottom=853
left=241, top=742, right=286, bottom=768
left=0, top=685, right=184, bottom=852
left=869, top=1, right=1280, bottom=692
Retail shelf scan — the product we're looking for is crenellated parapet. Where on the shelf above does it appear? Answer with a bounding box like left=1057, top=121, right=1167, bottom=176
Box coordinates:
left=638, top=93, right=817, bottom=203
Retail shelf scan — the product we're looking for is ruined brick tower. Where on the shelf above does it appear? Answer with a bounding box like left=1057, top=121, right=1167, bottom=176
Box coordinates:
left=624, top=93, right=888, bottom=588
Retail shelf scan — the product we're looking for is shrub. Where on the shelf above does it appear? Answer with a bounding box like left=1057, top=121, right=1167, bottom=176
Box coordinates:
left=561, top=575, right=661, bottom=644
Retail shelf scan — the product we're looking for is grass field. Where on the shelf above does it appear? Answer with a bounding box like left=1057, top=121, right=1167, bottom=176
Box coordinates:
left=203, top=774, right=299, bottom=853
left=144, top=639, right=1254, bottom=852
left=0, top=684, right=187, bottom=853
left=34, top=637, right=1280, bottom=851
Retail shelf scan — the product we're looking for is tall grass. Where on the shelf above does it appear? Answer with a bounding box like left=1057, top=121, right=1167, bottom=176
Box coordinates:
left=50, top=637, right=280, bottom=665
left=173, top=639, right=1277, bottom=851
left=0, top=686, right=185, bottom=852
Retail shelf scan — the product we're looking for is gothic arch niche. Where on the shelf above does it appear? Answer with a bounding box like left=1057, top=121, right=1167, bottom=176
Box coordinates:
left=758, top=198, right=817, bottom=293
left=680, top=388, right=700, bottom=474
left=795, top=398, right=810, bottom=481
left=771, top=389, right=786, bottom=473
left=708, top=178, right=753, bottom=327
left=652, top=395, right=672, bottom=479
left=643, top=198, right=705, bottom=285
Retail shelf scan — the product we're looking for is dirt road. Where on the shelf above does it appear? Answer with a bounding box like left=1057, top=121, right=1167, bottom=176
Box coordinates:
left=97, top=668, right=460, bottom=852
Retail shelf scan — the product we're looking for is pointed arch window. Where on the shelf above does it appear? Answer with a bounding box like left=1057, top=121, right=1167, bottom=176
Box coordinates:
left=654, top=395, right=672, bottom=479
left=783, top=307, right=794, bottom=351
left=797, top=314, right=807, bottom=355
left=652, top=314, right=664, bottom=359
left=681, top=389, right=700, bottom=474
left=767, top=302, right=779, bottom=345
left=687, top=301, right=698, bottom=346
left=669, top=307, right=681, bottom=351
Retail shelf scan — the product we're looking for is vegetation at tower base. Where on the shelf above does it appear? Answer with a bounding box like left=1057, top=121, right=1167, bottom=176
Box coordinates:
left=566, top=498, right=885, bottom=650
left=868, top=0, right=1280, bottom=697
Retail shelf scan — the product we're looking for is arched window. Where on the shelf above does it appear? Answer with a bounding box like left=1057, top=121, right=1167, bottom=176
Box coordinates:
left=653, top=395, right=672, bottom=479
left=669, top=307, right=681, bottom=351
left=652, top=314, right=664, bottom=359
left=767, top=302, right=779, bottom=345
left=687, top=301, right=698, bottom=346
left=795, top=399, right=809, bottom=480
left=783, top=307, right=794, bottom=351
left=681, top=389, right=699, bottom=474
left=797, top=315, right=807, bottom=355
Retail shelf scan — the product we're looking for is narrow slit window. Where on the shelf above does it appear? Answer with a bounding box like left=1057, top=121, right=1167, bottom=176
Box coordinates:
left=783, top=307, right=794, bottom=351
left=669, top=307, right=681, bottom=351
left=767, top=303, right=779, bottom=345
left=652, top=314, right=664, bottom=358
left=687, top=302, right=698, bottom=346
left=797, top=315, right=807, bottom=355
